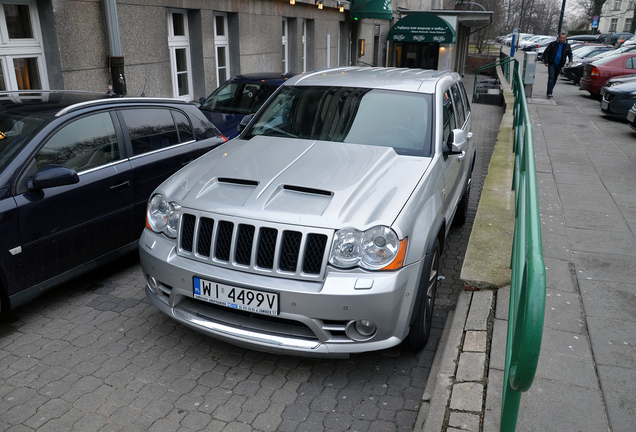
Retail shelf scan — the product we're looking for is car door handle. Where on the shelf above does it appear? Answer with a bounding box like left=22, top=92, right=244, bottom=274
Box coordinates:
left=110, top=180, right=130, bottom=193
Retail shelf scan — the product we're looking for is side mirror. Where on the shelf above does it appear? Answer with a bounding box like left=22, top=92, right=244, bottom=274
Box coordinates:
left=28, top=165, right=79, bottom=191
left=446, top=129, right=467, bottom=154
left=238, top=114, right=255, bottom=134
left=199, top=97, right=206, bottom=105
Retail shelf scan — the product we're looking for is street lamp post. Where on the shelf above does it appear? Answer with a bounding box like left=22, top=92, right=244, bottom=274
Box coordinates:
left=557, top=0, right=567, bottom=34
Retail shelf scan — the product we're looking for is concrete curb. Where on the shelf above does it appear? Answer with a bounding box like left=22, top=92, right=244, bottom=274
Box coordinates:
left=460, top=68, right=516, bottom=290
left=415, top=290, right=497, bottom=432
left=414, top=291, right=471, bottom=432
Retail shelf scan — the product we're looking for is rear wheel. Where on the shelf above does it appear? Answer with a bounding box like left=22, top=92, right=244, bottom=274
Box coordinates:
left=404, top=239, right=440, bottom=351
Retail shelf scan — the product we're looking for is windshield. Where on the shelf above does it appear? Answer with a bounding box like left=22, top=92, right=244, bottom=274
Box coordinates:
left=575, top=46, right=607, bottom=57
left=593, top=54, right=626, bottom=65
left=0, top=112, right=49, bottom=173
left=246, top=86, right=433, bottom=157
left=200, top=81, right=280, bottom=115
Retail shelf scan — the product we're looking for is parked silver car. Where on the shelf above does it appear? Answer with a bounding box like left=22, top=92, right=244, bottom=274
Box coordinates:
left=139, top=67, right=475, bottom=357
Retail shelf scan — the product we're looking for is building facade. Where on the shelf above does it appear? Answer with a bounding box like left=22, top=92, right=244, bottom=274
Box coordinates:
left=0, top=0, right=488, bottom=101
left=598, top=0, right=635, bottom=35
left=1, top=0, right=352, bottom=100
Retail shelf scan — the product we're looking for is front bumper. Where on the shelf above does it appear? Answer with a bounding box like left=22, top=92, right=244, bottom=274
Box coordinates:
left=139, top=229, right=424, bottom=357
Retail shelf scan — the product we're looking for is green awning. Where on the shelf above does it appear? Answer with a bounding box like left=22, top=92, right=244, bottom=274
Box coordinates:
left=350, top=0, right=393, bottom=20
left=387, top=13, right=456, bottom=43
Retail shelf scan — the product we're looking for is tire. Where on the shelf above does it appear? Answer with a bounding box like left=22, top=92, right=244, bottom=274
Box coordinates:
left=404, top=238, right=440, bottom=351
left=452, top=181, right=470, bottom=227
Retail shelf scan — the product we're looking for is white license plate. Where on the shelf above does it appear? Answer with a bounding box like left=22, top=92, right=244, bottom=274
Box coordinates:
left=194, top=277, right=279, bottom=315
left=628, top=111, right=635, bottom=122
left=601, top=101, right=609, bottom=111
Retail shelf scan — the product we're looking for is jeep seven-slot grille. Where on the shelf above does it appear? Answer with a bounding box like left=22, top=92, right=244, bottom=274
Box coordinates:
left=179, top=213, right=330, bottom=278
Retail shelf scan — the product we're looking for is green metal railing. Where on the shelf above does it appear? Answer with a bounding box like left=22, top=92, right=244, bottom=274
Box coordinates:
left=501, top=59, right=547, bottom=432
left=471, top=54, right=546, bottom=431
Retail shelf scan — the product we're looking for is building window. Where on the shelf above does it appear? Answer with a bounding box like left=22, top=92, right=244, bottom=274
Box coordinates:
left=0, top=0, right=47, bottom=91
left=610, top=18, right=618, bottom=32
left=282, top=18, right=288, bottom=73
left=629, top=1, right=635, bottom=9
left=214, top=13, right=230, bottom=85
left=168, top=9, right=193, bottom=101
left=625, top=18, right=633, bottom=31
left=613, top=0, right=622, bottom=9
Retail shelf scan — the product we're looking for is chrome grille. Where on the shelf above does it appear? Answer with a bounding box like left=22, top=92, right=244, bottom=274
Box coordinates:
left=178, top=211, right=332, bottom=280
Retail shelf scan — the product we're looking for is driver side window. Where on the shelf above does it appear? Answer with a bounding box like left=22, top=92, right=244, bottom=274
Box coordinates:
left=36, top=112, right=120, bottom=172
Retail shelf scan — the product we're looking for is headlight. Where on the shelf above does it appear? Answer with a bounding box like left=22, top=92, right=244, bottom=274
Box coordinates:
left=146, top=194, right=181, bottom=238
left=627, top=92, right=636, bottom=100
left=329, top=226, right=401, bottom=270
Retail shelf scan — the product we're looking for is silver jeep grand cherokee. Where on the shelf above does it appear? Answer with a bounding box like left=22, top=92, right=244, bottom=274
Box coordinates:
left=139, top=67, right=474, bottom=357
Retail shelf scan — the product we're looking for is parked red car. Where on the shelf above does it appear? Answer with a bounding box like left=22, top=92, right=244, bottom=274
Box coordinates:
left=580, top=53, right=636, bottom=96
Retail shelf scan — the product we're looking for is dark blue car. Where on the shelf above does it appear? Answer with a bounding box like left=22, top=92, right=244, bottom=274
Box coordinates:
left=0, top=91, right=226, bottom=313
left=199, top=73, right=296, bottom=139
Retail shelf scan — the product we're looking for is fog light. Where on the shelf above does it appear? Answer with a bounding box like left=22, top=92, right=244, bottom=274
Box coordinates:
left=355, top=320, right=377, bottom=337
left=146, top=274, right=159, bottom=294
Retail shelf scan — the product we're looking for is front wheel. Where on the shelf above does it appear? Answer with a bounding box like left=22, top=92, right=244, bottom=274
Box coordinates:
left=404, top=239, right=440, bottom=351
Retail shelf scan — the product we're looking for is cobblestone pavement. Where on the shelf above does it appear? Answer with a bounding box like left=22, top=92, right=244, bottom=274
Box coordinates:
left=0, top=90, right=502, bottom=432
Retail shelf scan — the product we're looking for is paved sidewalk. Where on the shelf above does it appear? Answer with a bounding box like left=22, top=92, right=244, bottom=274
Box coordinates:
left=420, top=49, right=636, bottom=431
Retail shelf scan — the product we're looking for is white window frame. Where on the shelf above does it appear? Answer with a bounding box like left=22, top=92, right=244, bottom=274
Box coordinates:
left=302, top=20, right=307, bottom=73
left=167, top=9, right=193, bottom=101
left=610, top=18, right=618, bottom=32
left=0, top=0, right=48, bottom=91
left=214, top=12, right=230, bottom=86
left=282, top=18, right=289, bottom=74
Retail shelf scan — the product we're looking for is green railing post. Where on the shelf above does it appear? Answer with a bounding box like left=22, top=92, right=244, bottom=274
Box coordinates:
left=500, top=58, right=547, bottom=432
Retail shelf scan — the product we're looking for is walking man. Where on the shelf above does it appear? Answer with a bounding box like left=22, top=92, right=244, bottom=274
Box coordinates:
left=543, top=33, right=573, bottom=98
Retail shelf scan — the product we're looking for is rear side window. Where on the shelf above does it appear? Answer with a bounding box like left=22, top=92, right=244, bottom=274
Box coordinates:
left=627, top=56, right=636, bottom=69
left=121, top=108, right=192, bottom=156
left=442, top=90, right=456, bottom=147
left=173, top=110, right=194, bottom=142
left=450, top=84, right=466, bottom=127
left=459, top=83, right=470, bottom=116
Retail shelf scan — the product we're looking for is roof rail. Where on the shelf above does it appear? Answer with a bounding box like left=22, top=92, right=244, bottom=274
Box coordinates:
left=55, top=97, right=189, bottom=117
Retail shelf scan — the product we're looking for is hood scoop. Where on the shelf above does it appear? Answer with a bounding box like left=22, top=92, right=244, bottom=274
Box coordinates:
left=196, top=177, right=259, bottom=207
left=283, top=185, right=333, bottom=197
left=218, top=177, right=259, bottom=186
left=264, top=184, right=334, bottom=216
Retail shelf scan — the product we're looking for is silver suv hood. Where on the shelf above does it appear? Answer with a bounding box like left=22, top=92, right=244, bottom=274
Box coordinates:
left=161, top=136, right=432, bottom=229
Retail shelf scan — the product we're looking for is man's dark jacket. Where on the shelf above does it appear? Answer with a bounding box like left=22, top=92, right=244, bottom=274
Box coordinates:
left=543, top=40, right=573, bottom=67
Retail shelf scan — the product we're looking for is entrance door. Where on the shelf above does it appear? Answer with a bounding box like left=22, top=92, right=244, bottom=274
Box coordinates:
left=399, top=43, right=439, bottom=70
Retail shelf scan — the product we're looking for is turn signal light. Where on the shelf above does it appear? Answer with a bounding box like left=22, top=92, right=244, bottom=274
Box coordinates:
left=591, top=68, right=600, bottom=79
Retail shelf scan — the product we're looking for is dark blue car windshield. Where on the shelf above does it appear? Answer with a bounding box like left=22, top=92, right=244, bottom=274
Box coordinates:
left=0, top=112, right=49, bottom=173
left=201, top=81, right=280, bottom=115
